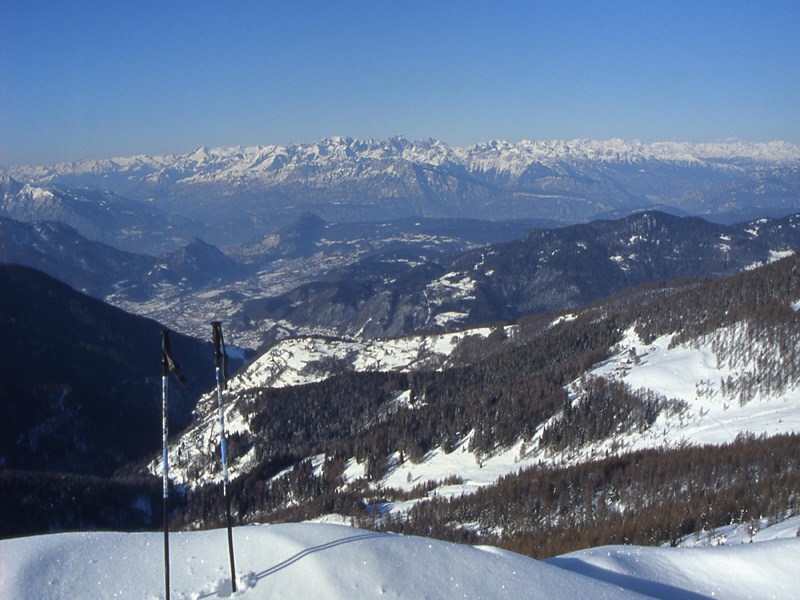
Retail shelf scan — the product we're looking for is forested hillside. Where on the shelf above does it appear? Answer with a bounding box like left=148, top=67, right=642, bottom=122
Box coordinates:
left=159, top=255, right=800, bottom=558
left=0, top=265, right=220, bottom=476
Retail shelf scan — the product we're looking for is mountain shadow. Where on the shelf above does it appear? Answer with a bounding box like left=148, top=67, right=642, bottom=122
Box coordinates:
left=0, top=264, right=216, bottom=476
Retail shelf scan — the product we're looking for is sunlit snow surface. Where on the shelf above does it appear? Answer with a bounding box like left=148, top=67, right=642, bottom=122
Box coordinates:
left=585, top=326, right=800, bottom=448
left=547, top=521, right=800, bottom=600
left=3, top=520, right=798, bottom=600
left=229, top=331, right=476, bottom=392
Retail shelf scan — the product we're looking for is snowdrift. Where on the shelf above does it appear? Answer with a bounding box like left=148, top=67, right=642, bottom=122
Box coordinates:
left=2, top=522, right=798, bottom=599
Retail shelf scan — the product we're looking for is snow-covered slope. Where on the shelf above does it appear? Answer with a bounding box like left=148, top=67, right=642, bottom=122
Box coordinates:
left=547, top=518, right=800, bottom=600
left=2, top=521, right=797, bottom=600
left=149, top=327, right=501, bottom=487
left=153, top=306, right=800, bottom=512
left=228, top=329, right=491, bottom=391
left=0, top=177, right=196, bottom=254
left=375, top=322, right=800, bottom=506
left=578, top=324, right=800, bottom=448
left=6, top=524, right=800, bottom=600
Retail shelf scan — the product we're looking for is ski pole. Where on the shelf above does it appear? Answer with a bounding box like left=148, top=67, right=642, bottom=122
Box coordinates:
left=161, top=330, right=187, bottom=600
left=161, top=331, right=171, bottom=600
left=212, top=321, right=237, bottom=592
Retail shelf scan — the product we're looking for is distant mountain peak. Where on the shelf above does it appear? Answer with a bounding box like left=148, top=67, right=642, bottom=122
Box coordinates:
left=280, top=211, right=326, bottom=230
left=0, top=174, right=24, bottom=197
left=9, top=137, right=800, bottom=173
left=5, top=136, right=800, bottom=248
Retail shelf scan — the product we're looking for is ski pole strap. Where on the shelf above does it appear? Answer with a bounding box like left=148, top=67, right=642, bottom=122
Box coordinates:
left=162, top=330, right=188, bottom=387
left=211, top=321, right=229, bottom=389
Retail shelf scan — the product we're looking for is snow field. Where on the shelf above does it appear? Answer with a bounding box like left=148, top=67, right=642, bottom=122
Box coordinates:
left=548, top=540, right=800, bottom=600
left=586, top=326, right=800, bottom=448
left=2, top=521, right=798, bottom=600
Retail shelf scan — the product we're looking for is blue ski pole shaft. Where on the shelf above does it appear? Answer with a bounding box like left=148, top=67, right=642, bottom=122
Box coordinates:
left=161, top=333, right=171, bottom=600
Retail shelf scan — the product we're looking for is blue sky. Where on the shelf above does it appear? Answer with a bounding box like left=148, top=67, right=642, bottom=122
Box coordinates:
left=1, top=1, right=798, bottom=165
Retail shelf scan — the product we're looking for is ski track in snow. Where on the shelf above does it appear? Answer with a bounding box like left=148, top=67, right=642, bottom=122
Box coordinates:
left=2, top=520, right=798, bottom=600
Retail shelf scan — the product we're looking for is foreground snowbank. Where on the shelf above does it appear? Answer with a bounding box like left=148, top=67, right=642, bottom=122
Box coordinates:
left=2, top=522, right=798, bottom=599
left=548, top=540, right=799, bottom=600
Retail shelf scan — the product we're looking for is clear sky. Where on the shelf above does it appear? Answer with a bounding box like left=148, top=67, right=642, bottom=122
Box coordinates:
left=1, top=0, right=798, bottom=165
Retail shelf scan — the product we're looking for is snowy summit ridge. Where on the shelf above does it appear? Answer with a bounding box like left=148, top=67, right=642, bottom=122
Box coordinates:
left=7, top=137, right=800, bottom=181
left=6, top=136, right=800, bottom=248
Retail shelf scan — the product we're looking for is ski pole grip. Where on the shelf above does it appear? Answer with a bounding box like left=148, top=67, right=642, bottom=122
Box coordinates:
left=211, top=321, right=228, bottom=389
left=162, top=329, right=189, bottom=387
left=161, top=330, right=169, bottom=377
left=211, top=321, right=222, bottom=360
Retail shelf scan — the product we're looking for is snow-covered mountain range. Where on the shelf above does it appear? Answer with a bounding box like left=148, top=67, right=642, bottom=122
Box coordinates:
left=237, top=210, right=800, bottom=341
left=8, top=137, right=800, bottom=184
left=0, top=175, right=199, bottom=254
left=5, top=137, right=800, bottom=246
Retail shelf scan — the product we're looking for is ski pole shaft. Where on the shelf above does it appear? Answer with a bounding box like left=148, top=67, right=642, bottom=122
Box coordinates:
left=163, top=494, right=170, bottom=600
left=225, top=487, right=236, bottom=592
left=161, top=330, right=171, bottom=600
left=160, top=328, right=187, bottom=600
left=212, top=321, right=236, bottom=592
